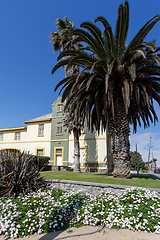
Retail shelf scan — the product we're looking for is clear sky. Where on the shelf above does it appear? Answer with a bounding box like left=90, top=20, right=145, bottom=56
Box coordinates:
left=0, top=0, right=160, bottom=165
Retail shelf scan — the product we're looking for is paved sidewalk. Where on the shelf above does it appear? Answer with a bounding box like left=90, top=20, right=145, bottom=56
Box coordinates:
left=0, top=226, right=160, bottom=240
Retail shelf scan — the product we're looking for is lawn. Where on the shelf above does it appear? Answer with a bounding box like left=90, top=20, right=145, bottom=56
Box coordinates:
left=40, top=171, right=160, bottom=189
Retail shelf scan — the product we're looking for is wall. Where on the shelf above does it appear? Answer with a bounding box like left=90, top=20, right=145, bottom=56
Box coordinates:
left=26, top=121, right=51, bottom=156
left=0, top=128, right=27, bottom=152
left=68, top=127, right=108, bottom=170
left=46, top=179, right=160, bottom=196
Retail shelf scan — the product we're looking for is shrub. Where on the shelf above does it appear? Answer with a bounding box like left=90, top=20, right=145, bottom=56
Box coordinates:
left=130, top=151, right=146, bottom=170
left=0, top=150, right=46, bottom=198
left=32, top=155, right=50, bottom=171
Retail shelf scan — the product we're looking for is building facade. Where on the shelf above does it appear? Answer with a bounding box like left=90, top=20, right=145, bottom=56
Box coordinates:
left=0, top=98, right=113, bottom=171
left=0, top=113, right=52, bottom=157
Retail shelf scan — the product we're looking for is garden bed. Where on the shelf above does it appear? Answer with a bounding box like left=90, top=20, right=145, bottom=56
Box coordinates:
left=0, top=187, right=160, bottom=238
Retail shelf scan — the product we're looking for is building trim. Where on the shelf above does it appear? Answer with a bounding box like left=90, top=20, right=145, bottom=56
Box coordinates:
left=86, top=161, right=107, bottom=164
left=24, top=119, right=51, bottom=124
left=0, top=127, right=27, bottom=132
left=36, top=148, right=45, bottom=156
left=0, top=137, right=106, bottom=144
left=54, top=147, right=64, bottom=166
left=51, top=116, right=66, bottom=119
left=80, top=166, right=107, bottom=169
left=70, top=137, right=107, bottom=141
left=80, top=146, right=88, bottom=162
left=52, top=97, right=67, bottom=107
left=52, top=97, right=62, bottom=106
left=51, top=137, right=107, bottom=141
left=0, top=140, right=51, bottom=144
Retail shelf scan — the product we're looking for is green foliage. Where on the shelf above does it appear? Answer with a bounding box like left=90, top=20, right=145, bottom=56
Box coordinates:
left=32, top=155, right=50, bottom=171
left=0, top=150, right=46, bottom=198
left=153, top=158, right=157, bottom=162
left=153, top=157, right=158, bottom=167
left=130, top=151, right=146, bottom=170
left=50, top=17, right=75, bottom=52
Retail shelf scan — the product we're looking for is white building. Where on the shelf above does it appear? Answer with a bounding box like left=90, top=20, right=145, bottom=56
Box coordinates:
left=0, top=98, right=113, bottom=172
left=0, top=113, right=52, bottom=157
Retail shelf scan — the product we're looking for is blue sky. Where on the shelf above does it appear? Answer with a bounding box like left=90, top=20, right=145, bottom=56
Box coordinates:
left=0, top=0, right=160, bottom=165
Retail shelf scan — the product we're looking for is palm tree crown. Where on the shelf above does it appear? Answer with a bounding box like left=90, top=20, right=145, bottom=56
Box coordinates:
left=50, top=17, right=75, bottom=52
left=52, top=2, right=160, bottom=133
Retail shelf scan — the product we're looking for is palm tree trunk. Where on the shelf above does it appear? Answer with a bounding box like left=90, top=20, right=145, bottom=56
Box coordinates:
left=109, top=107, right=131, bottom=178
left=73, top=128, right=80, bottom=172
left=61, top=40, right=81, bottom=173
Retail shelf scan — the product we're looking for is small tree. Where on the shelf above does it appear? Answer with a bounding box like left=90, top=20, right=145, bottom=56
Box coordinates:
left=153, top=158, right=157, bottom=168
left=130, top=151, right=145, bottom=171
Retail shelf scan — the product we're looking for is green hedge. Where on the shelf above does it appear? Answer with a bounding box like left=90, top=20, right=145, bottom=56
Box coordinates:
left=32, top=155, right=50, bottom=171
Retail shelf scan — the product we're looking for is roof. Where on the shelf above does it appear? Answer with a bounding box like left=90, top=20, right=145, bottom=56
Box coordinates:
left=0, top=126, right=27, bottom=132
left=24, top=113, right=52, bottom=124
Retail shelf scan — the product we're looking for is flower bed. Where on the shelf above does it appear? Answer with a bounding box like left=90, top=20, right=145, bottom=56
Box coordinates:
left=0, top=187, right=160, bottom=238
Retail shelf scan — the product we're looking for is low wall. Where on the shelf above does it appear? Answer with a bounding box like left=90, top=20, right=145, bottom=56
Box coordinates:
left=45, top=178, right=160, bottom=196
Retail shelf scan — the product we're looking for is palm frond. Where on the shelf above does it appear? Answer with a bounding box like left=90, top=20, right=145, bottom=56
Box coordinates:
left=126, top=15, right=160, bottom=52
left=57, top=49, right=79, bottom=61
left=94, top=16, right=110, bottom=28
left=71, top=28, right=100, bottom=55
left=115, top=1, right=129, bottom=60
left=103, top=24, right=115, bottom=57
left=51, top=58, right=72, bottom=74
left=80, top=22, right=107, bottom=57
left=115, top=3, right=124, bottom=59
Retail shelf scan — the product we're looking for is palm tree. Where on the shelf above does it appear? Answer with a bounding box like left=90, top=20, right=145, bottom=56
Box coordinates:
left=50, top=17, right=81, bottom=172
left=52, top=1, right=160, bottom=178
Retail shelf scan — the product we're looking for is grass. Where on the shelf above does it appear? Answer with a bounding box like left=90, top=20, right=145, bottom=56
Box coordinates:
left=40, top=171, right=160, bottom=189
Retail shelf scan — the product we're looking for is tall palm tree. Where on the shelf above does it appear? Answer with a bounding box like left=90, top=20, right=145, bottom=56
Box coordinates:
left=50, top=17, right=81, bottom=172
left=52, top=1, right=160, bottom=178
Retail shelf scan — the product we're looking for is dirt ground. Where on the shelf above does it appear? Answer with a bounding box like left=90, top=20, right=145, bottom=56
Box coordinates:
left=0, top=226, right=160, bottom=240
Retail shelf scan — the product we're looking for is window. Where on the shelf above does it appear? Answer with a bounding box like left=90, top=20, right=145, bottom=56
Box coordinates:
left=56, top=122, right=62, bottom=134
left=57, top=104, right=63, bottom=112
left=56, top=149, right=62, bottom=153
left=0, top=133, right=3, bottom=141
left=15, top=132, right=20, bottom=140
left=36, top=149, right=44, bottom=156
left=38, top=124, right=44, bottom=136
